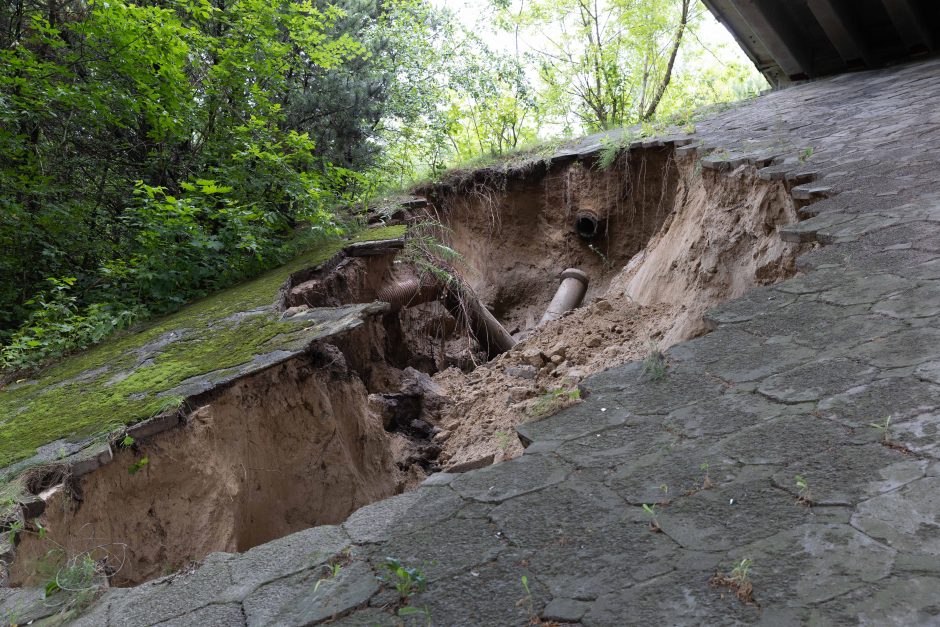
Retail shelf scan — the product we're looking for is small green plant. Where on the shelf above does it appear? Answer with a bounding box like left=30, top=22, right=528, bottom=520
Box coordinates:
left=516, top=574, right=539, bottom=623
left=403, top=221, right=463, bottom=289
left=795, top=475, right=812, bottom=506
left=730, top=558, right=752, bottom=585
left=494, top=431, right=513, bottom=451
left=156, top=395, right=186, bottom=416
left=127, top=456, right=149, bottom=475
left=40, top=550, right=109, bottom=615
left=314, top=562, right=342, bottom=592
left=642, top=503, right=662, bottom=533
left=799, top=146, right=814, bottom=163
left=869, top=415, right=892, bottom=444
left=597, top=132, right=634, bottom=169
left=710, top=558, right=756, bottom=606
left=380, top=558, right=427, bottom=602
left=587, top=243, right=614, bottom=268
left=527, top=386, right=581, bottom=418
left=642, top=343, right=668, bottom=381
left=6, top=519, right=24, bottom=543
left=397, top=604, right=432, bottom=625
left=120, top=434, right=135, bottom=448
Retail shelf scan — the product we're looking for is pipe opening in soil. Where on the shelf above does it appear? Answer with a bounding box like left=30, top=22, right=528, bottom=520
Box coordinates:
left=575, top=214, right=601, bottom=239
left=5, top=145, right=812, bottom=588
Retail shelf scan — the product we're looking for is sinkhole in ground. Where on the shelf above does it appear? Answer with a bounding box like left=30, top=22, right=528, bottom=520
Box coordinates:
left=6, top=144, right=810, bottom=588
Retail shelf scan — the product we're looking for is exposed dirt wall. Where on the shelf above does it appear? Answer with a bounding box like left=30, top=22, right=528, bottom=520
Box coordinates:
left=9, top=334, right=407, bottom=587
left=429, top=149, right=679, bottom=334
left=614, top=157, right=802, bottom=345
left=424, top=151, right=808, bottom=469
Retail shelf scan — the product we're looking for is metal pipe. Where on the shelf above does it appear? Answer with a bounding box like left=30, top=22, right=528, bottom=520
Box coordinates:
left=575, top=210, right=603, bottom=239
left=539, top=268, right=589, bottom=326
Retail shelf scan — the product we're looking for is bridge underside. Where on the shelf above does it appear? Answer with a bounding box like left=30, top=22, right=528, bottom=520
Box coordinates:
left=702, top=0, right=940, bottom=86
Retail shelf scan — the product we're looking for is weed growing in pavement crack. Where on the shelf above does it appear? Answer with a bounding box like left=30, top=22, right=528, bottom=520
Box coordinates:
left=314, top=547, right=353, bottom=592
left=700, top=461, right=714, bottom=490
left=314, top=563, right=342, bottom=592
left=794, top=475, right=813, bottom=506
left=710, top=558, right=757, bottom=607
left=380, top=558, right=427, bottom=602
left=642, top=343, right=668, bottom=381
left=799, top=146, right=814, bottom=163
left=527, top=386, right=581, bottom=418
left=516, top=575, right=540, bottom=623
left=397, top=604, right=432, bottom=625
left=642, top=503, right=662, bottom=533
left=869, top=415, right=893, bottom=445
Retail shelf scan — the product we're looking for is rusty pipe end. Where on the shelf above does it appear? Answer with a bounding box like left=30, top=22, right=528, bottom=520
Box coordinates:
left=575, top=211, right=602, bottom=239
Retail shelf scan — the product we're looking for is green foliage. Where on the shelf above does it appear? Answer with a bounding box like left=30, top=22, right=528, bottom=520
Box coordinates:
left=397, top=605, right=432, bottom=624
left=0, top=0, right=398, bottom=371
left=403, top=221, right=464, bottom=288
left=127, top=457, right=150, bottom=476
left=642, top=503, right=662, bottom=532
left=0, top=278, right=140, bottom=373
left=494, top=431, right=514, bottom=450
left=380, top=557, right=428, bottom=601
left=730, top=558, right=752, bottom=585
left=314, top=562, right=343, bottom=592
left=795, top=474, right=812, bottom=505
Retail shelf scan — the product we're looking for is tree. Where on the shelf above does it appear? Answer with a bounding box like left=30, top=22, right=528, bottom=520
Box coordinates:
left=443, top=31, right=540, bottom=161
left=491, top=0, right=701, bottom=130
left=0, top=0, right=367, bottom=365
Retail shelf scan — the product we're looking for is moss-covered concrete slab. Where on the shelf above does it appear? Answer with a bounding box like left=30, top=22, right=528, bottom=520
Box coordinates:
left=0, top=226, right=404, bottom=476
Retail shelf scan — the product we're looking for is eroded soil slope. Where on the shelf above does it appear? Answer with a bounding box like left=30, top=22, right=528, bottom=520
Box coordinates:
left=422, top=151, right=808, bottom=468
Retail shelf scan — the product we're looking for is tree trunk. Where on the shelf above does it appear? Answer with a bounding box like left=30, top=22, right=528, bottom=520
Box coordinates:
left=642, top=0, right=691, bottom=121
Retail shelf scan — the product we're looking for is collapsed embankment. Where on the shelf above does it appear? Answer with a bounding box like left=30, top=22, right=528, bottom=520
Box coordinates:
left=417, top=146, right=807, bottom=467
left=3, top=141, right=813, bottom=590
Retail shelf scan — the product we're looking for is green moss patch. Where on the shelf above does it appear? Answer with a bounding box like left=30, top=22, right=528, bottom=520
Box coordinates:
left=0, top=226, right=405, bottom=472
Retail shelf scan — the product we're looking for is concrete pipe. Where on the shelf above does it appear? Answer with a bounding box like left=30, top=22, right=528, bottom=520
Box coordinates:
left=539, top=268, right=590, bottom=326
left=575, top=210, right=604, bottom=239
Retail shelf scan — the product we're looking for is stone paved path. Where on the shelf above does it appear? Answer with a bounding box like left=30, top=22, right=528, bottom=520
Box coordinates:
left=6, top=57, right=940, bottom=626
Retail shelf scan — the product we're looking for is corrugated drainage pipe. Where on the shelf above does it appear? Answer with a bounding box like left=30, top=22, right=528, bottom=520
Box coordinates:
left=376, top=277, right=439, bottom=312
left=539, top=268, right=590, bottom=326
